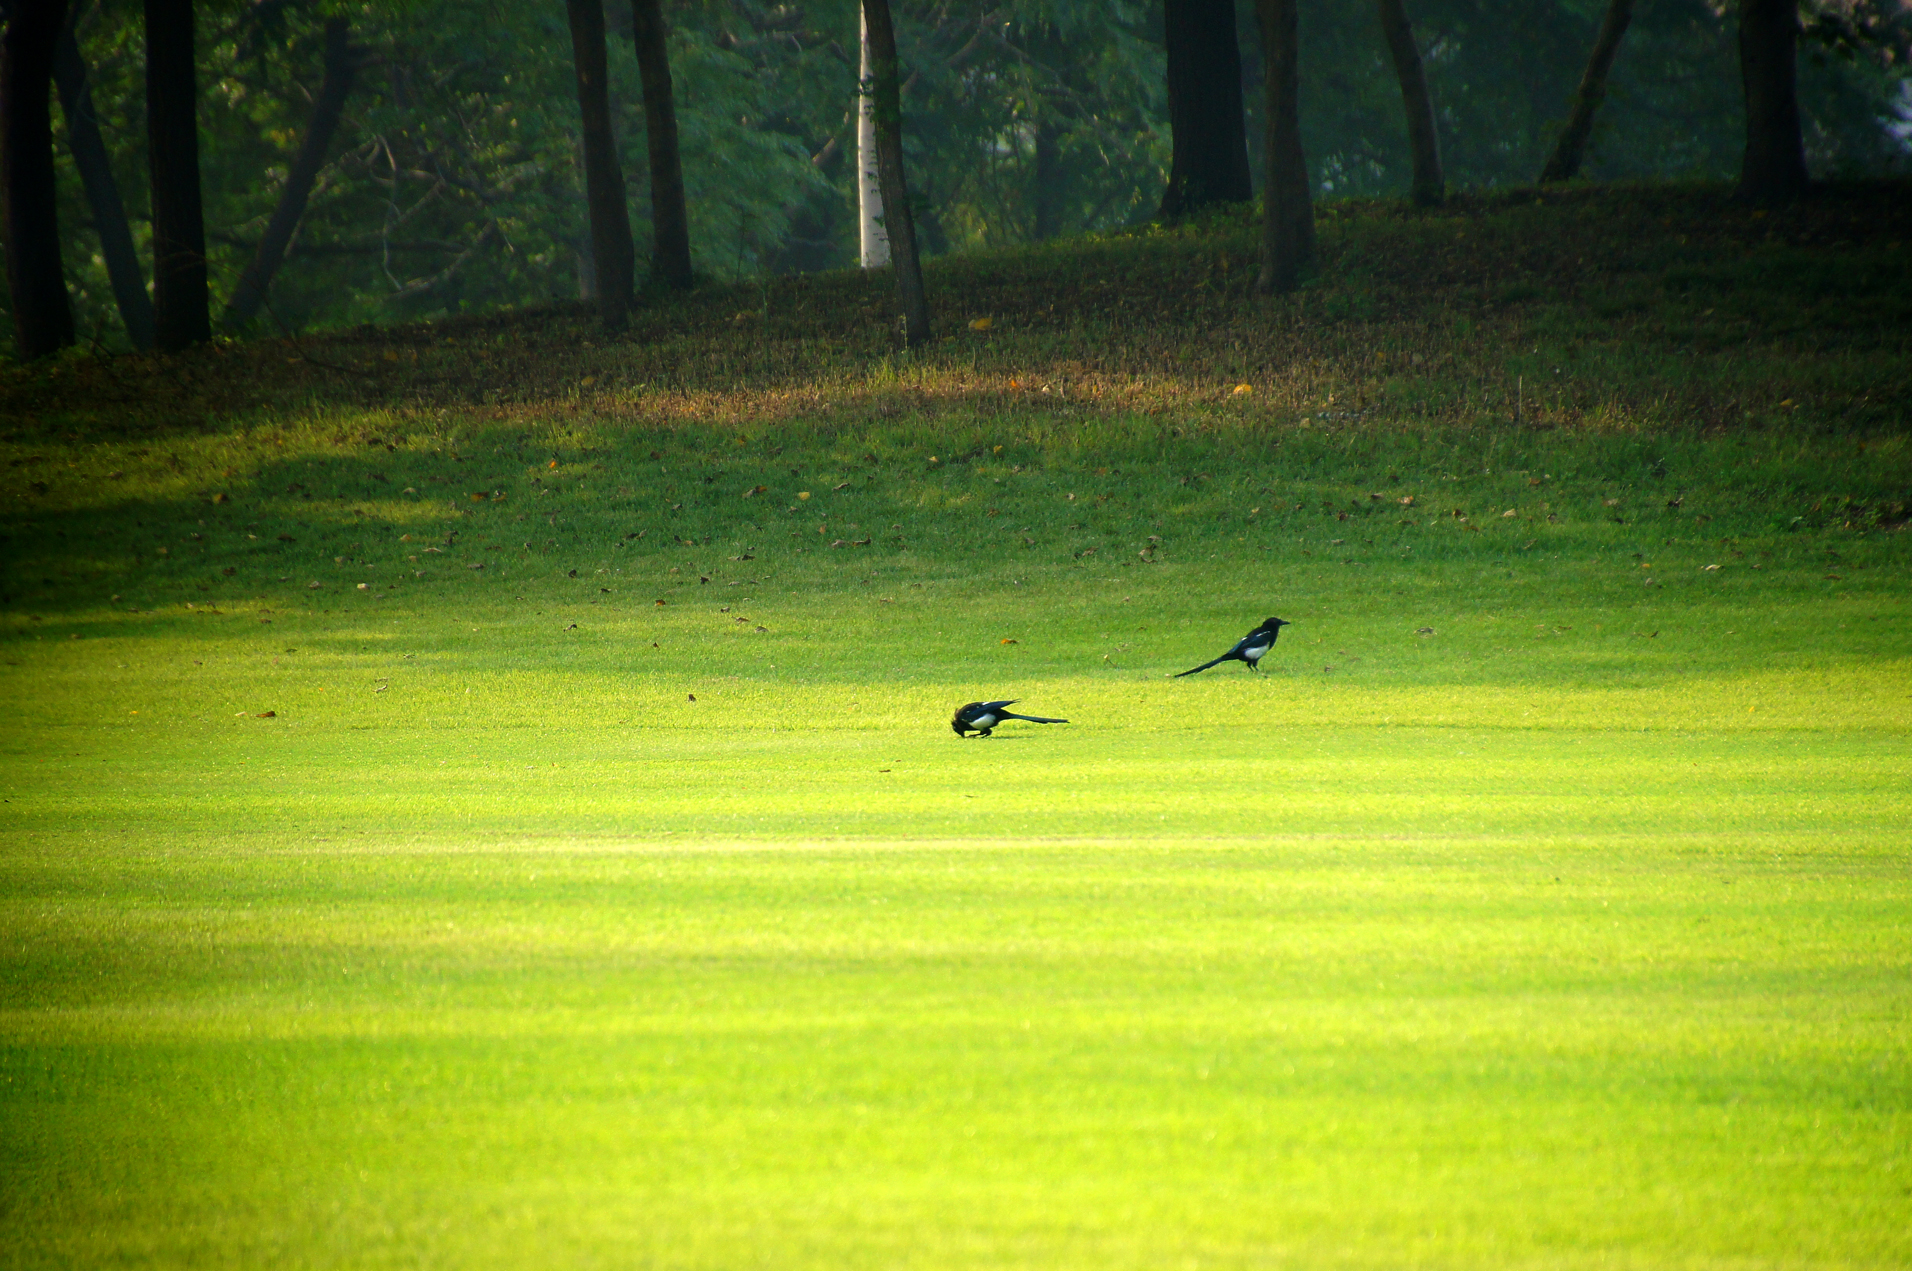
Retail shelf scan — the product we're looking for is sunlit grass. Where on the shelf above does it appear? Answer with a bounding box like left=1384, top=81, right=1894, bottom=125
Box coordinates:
left=3, top=181, right=1910, bottom=1268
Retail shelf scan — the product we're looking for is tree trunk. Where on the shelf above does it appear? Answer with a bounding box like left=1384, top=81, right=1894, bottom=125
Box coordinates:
left=860, top=0, right=927, bottom=348
left=145, top=0, right=209, bottom=351
left=2, top=0, right=76, bottom=360
left=52, top=18, right=152, bottom=349
left=1375, top=0, right=1442, bottom=206
left=855, top=8, right=888, bottom=268
left=1032, top=119, right=1060, bottom=241
left=1159, top=0, right=1253, bottom=217
left=1736, top=0, right=1809, bottom=204
left=565, top=0, right=633, bottom=326
left=630, top=0, right=692, bottom=289
left=1538, top=0, right=1633, bottom=183
left=222, top=17, right=356, bottom=329
left=1255, top=0, right=1312, bottom=293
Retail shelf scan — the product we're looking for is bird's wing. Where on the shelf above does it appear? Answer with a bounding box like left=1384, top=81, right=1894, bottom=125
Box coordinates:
left=979, top=700, right=1018, bottom=711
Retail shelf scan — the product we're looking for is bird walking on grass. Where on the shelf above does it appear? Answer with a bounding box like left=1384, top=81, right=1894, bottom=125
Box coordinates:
left=951, top=700, right=1069, bottom=737
left=1174, top=617, right=1291, bottom=677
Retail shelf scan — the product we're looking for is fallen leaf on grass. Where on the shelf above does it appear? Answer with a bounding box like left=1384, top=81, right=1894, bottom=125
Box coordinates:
left=1001, top=638, right=1018, bottom=645
left=968, top=317, right=992, bottom=331
left=255, top=710, right=276, bottom=718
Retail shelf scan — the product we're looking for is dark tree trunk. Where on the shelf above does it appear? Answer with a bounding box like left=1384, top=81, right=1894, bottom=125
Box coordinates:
left=223, top=17, right=356, bottom=329
left=1159, top=0, right=1253, bottom=217
left=52, top=19, right=152, bottom=349
left=630, top=0, right=692, bottom=289
left=1032, top=119, right=1060, bottom=241
left=1255, top=0, right=1312, bottom=293
left=2, top=0, right=76, bottom=360
left=861, top=0, right=927, bottom=347
left=1539, top=0, right=1633, bottom=183
left=145, top=0, right=209, bottom=351
left=565, top=0, right=633, bottom=326
left=1375, top=0, right=1442, bottom=206
left=1736, top=0, right=1809, bottom=204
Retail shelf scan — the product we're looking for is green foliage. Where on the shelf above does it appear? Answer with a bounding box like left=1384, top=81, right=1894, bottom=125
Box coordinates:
left=26, top=0, right=1911, bottom=356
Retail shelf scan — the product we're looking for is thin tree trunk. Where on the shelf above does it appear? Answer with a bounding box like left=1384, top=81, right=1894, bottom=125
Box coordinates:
left=1159, top=0, right=1253, bottom=217
left=1255, top=0, right=1312, bottom=293
left=145, top=0, right=209, bottom=350
left=630, top=0, right=692, bottom=289
left=855, top=8, right=887, bottom=268
left=52, top=18, right=152, bottom=349
left=2, top=0, right=76, bottom=360
left=1539, top=0, right=1633, bottom=183
left=223, top=17, right=356, bottom=329
left=1736, top=0, right=1809, bottom=204
left=1032, top=119, right=1060, bottom=241
left=861, top=0, right=927, bottom=347
left=1375, top=0, right=1442, bottom=206
left=565, top=0, right=633, bottom=326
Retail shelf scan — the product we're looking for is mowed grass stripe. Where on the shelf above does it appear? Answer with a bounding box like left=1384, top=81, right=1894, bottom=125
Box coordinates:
left=3, top=832, right=1907, bottom=1268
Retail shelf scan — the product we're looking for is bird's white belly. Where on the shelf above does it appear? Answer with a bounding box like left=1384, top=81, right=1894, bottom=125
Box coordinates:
left=972, top=714, right=1000, bottom=728
left=1243, top=641, right=1270, bottom=658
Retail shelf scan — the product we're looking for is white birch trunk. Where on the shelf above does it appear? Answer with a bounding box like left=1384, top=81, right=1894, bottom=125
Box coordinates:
left=856, top=6, right=890, bottom=269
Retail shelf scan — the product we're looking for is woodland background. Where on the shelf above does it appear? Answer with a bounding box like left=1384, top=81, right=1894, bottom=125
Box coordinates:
left=30, top=0, right=1912, bottom=349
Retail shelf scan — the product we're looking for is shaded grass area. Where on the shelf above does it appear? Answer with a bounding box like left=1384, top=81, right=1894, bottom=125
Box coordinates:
left=4, top=181, right=1911, bottom=442
left=3, top=181, right=1911, bottom=1268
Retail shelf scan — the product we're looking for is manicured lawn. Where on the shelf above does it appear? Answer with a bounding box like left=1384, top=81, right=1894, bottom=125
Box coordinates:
left=5, top=496, right=1909, bottom=1267
left=4, top=184, right=1910, bottom=1266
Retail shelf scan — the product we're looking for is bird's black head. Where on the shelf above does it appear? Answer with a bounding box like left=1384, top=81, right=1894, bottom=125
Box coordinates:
left=1262, top=617, right=1290, bottom=630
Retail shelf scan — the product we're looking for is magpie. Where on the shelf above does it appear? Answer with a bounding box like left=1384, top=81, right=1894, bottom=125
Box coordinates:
left=1174, top=617, right=1291, bottom=676
left=951, top=700, right=1069, bottom=737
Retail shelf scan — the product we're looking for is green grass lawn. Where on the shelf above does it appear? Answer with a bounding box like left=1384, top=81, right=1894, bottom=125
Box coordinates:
left=4, top=184, right=1910, bottom=1267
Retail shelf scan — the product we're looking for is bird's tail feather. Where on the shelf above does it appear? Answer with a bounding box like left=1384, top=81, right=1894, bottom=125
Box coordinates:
left=1174, top=656, right=1226, bottom=678
left=1000, top=713, right=1068, bottom=724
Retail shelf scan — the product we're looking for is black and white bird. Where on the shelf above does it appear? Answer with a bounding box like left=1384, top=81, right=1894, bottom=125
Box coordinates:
left=950, top=700, right=1070, bottom=737
left=1174, top=617, right=1291, bottom=677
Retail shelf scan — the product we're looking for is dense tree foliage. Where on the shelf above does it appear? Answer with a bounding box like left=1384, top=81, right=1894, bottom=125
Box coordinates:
left=10, top=0, right=1910, bottom=352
